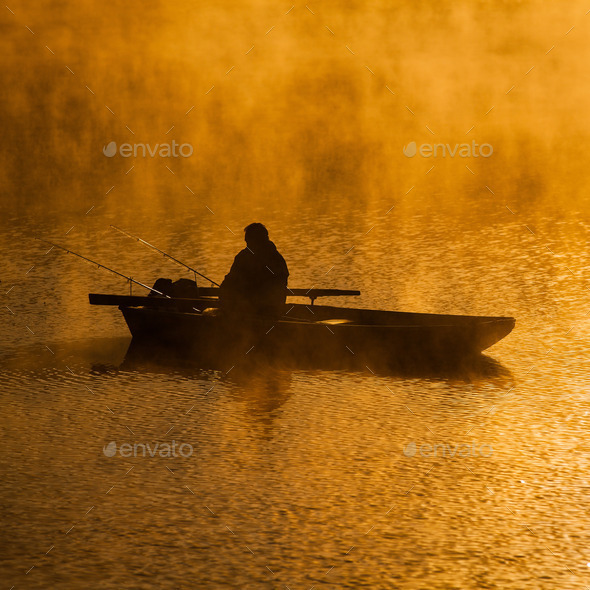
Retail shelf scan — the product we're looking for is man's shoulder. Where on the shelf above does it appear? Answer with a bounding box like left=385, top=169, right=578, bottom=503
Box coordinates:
left=234, top=248, right=253, bottom=260
left=230, top=248, right=255, bottom=270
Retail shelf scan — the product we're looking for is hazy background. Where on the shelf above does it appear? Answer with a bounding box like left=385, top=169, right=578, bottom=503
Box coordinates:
left=2, top=0, right=590, bottom=213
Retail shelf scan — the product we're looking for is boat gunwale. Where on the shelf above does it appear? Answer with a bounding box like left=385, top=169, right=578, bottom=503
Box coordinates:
left=91, top=293, right=515, bottom=325
left=118, top=303, right=515, bottom=330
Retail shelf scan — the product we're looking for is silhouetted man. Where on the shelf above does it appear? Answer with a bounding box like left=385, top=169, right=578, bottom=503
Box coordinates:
left=219, top=223, right=289, bottom=317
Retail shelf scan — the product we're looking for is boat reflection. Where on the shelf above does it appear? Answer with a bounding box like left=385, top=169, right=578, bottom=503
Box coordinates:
left=119, top=337, right=513, bottom=384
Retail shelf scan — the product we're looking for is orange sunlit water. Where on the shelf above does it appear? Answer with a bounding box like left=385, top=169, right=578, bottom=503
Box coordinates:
left=1, top=1, right=590, bottom=588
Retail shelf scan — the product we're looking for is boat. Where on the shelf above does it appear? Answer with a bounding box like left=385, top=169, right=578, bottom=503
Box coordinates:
left=89, top=288, right=515, bottom=366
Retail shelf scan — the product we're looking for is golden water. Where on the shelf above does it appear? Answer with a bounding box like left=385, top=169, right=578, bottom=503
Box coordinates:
left=1, top=1, right=590, bottom=588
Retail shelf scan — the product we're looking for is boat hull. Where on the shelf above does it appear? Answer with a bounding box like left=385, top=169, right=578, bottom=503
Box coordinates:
left=119, top=303, right=515, bottom=367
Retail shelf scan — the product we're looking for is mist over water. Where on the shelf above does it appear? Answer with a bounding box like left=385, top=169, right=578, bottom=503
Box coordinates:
left=1, top=1, right=590, bottom=589
left=2, top=0, right=590, bottom=216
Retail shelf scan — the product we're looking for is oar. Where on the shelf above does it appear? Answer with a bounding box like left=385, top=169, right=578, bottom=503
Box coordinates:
left=36, top=238, right=170, bottom=297
left=110, top=225, right=220, bottom=287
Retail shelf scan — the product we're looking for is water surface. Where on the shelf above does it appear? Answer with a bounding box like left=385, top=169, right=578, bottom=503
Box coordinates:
left=1, top=1, right=590, bottom=588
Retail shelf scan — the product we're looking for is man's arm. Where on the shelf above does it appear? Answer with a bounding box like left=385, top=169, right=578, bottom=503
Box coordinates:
left=274, top=251, right=289, bottom=285
left=220, top=250, right=250, bottom=290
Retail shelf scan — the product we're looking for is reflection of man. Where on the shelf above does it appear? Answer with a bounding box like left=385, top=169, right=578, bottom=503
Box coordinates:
left=219, top=223, right=289, bottom=317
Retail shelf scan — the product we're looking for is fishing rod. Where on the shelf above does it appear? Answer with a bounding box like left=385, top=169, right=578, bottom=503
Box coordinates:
left=110, top=225, right=220, bottom=287
left=35, top=238, right=169, bottom=297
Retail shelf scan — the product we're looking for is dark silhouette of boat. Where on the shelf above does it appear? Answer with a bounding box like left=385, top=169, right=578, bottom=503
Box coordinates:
left=89, top=288, right=515, bottom=367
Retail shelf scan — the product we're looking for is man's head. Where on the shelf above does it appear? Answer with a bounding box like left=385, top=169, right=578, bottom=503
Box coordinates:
left=244, top=222, right=269, bottom=249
